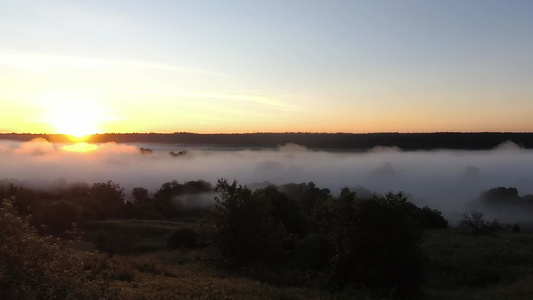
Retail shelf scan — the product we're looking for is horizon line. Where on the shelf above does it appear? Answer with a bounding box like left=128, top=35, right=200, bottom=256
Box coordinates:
left=1, top=131, right=533, bottom=135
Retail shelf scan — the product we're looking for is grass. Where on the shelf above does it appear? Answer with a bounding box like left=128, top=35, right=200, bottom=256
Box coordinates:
left=83, top=251, right=343, bottom=300
left=76, top=219, right=383, bottom=299
left=82, top=219, right=196, bottom=253
left=68, top=220, right=533, bottom=299
left=421, top=228, right=533, bottom=299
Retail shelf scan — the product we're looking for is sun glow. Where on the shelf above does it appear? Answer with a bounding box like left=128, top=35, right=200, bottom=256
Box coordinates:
left=47, top=99, right=104, bottom=138
left=62, top=142, right=98, bottom=153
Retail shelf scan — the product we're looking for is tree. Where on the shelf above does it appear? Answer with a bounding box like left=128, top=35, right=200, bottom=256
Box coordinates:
left=131, top=187, right=149, bottom=204
left=204, top=179, right=288, bottom=266
left=253, top=185, right=308, bottom=237
left=0, top=183, right=37, bottom=215
left=328, top=189, right=423, bottom=296
left=86, top=181, right=125, bottom=219
left=152, top=181, right=183, bottom=218
left=33, top=200, right=82, bottom=236
left=415, top=205, right=449, bottom=229
left=460, top=210, right=503, bottom=235
left=279, top=182, right=330, bottom=217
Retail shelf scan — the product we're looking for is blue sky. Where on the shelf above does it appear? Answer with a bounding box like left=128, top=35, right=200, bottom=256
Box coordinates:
left=1, top=0, right=532, bottom=134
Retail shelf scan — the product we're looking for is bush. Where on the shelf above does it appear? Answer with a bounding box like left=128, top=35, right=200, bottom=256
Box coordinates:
left=415, top=205, right=449, bottom=229
left=33, top=200, right=82, bottom=236
left=0, top=199, right=117, bottom=299
left=460, top=210, right=502, bottom=236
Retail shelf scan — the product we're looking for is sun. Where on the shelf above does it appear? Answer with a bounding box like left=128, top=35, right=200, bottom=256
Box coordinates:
left=47, top=99, right=103, bottom=139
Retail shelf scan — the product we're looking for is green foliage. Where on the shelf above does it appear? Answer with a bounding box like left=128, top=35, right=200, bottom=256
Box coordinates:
left=132, top=186, right=150, bottom=204
left=279, top=182, right=331, bottom=217
left=205, top=179, right=288, bottom=267
left=202, top=181, right=443, bottom=296
left=423, top=228, right=533, bottom=292
left=0, top=199, right=117, bottom=299
left=152, top=180, right=213, bottom=218
left=0, top=183, right=37, bottom=215
left=33, top=199, right=82, bottom=236
left=328, top=189, right=424, bottom=296
left=253, top=185, right=308, bottom=237
left=293, top=233, right=335, bottom=272
left=84, top=180, right=125, bottom=219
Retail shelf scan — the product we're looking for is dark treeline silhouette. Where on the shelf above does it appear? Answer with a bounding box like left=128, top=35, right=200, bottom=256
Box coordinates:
left=2, top=132, right=533, bottom=150
left=473, top=187, right=533, bottom=231
left=4, top=178, right=533, bottom=298
left=0, top=180, right=214, bottom=236
left=203, top=179, right=450, bottom=295
left=478, top=187, right=533, bottom=207
left=1, top=178, right=448, bottom=297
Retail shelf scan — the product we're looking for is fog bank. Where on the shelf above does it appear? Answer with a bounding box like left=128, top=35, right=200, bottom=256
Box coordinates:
left=1, top=138, right=532, bottom=221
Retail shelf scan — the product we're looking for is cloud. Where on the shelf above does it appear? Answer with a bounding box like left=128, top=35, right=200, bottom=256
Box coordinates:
left=0, top=52, right=226, bottom=77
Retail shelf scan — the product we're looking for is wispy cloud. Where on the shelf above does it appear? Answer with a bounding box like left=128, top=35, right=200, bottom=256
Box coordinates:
left=0, top=51, right=227, bottom=77
left=68, top=89, right=299, bottom=112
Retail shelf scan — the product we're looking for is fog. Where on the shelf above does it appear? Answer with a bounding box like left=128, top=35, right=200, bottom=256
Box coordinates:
left=1, top=138, right=533, bottom=223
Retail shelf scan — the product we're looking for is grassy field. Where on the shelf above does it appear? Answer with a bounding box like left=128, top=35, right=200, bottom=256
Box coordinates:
left=76, top=219, right=341, bottom=299
left=68, top=220, right=533, bottom=299
left=421, top=228, right=533, bottom=300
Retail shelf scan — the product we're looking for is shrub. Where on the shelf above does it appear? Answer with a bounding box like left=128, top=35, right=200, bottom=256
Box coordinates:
left=0, top=199, right=117, bottom=299
left=460, top=210, right=502, bottom=235
left=33, top=199, right=82, bottom=236
left=415, top=205, right=449, bottom=229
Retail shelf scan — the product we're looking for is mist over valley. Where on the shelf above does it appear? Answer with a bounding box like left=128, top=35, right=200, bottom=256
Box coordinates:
left=1, top=137, right=532, bottom=225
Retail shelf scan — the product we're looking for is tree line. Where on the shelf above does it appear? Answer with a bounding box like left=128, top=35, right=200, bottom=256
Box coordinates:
left=2, top=132, right=533, bottom=149
left=1, top=178, right=450, bottom=297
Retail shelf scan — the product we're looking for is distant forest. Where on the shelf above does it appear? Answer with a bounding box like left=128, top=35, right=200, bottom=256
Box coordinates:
left=2, top=132, right=533, bottom=150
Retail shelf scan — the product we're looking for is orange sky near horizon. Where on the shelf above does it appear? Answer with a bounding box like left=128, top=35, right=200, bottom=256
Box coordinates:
left=1, top=1, right=533, bottom=135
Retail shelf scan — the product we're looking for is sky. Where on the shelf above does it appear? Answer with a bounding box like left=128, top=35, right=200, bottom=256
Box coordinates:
left=1, top=0, right=532, bottom=134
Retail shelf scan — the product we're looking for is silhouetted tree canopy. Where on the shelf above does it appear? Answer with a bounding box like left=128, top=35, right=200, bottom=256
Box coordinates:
left=85, top=181, right=125, bottom=219
left=33, top=200, right=82, bottom=236
left=327, top=189, right=424, bottom=295
left=206, top=179, right=288, bottom=266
